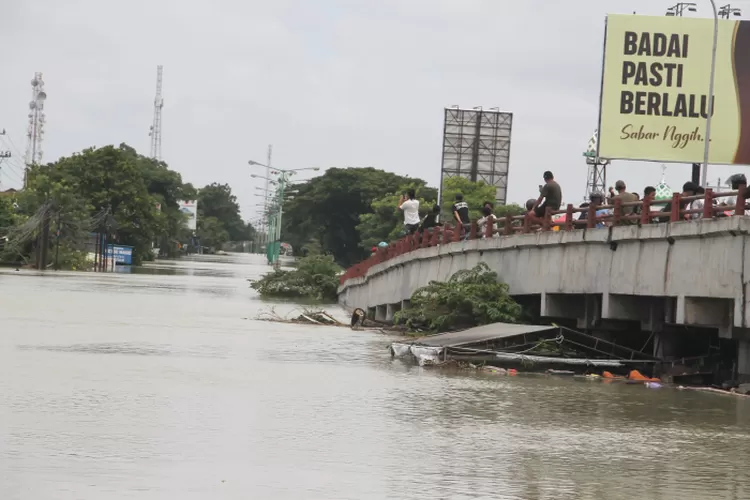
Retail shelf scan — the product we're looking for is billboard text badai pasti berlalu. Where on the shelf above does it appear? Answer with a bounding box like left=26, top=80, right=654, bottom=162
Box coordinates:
left=598, top=14, right=750, bottom=164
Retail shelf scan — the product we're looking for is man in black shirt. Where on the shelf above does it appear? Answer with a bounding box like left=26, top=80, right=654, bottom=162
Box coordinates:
left=452, top=194, right=470, bottom=238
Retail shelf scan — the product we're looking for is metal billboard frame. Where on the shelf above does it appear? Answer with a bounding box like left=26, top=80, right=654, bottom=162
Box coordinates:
left=439, top=106, right=513, bottom=205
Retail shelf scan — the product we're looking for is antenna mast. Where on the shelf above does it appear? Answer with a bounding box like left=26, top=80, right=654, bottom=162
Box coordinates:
left=149, top=65, right=164, bottom=160
left=25, top=72, right=47, bottom=182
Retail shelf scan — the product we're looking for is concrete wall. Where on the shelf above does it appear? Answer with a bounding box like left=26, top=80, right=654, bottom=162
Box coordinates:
left=339, top=217, right=750, bottom=338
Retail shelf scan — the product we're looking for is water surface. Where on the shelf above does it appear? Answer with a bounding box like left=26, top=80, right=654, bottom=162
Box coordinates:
left=1, top=254, right=749, bottom=499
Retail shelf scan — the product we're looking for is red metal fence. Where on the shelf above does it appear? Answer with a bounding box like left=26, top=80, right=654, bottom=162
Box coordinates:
left=339, top=185, right=747, bottom=285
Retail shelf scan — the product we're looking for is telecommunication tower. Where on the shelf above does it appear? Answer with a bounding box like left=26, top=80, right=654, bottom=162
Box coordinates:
left=149, top=65, right=164, bottom=160
left=25, top=72, right=47, bottom=170
left=583, top=129, right=608, bottom=200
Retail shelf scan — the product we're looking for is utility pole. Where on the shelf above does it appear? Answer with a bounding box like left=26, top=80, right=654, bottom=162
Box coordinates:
left=665, top=4, right=704, bottom=184
left=665, top=2, right=697, bottom=17
left=718, top=4, right=741, bottom=18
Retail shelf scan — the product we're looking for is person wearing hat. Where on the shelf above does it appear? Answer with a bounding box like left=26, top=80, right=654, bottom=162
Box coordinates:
left=608, top=180, right=637, bottom=224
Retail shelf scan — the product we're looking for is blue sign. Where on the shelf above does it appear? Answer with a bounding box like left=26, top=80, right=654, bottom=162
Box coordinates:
left=106, top=244, right=134, bottom=265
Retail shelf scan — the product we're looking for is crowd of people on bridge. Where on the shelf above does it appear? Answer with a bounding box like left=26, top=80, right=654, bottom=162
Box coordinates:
left=378, top=171, right=749, bottom=253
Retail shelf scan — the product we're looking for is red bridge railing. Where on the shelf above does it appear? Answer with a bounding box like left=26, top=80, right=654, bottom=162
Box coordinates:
left=339, top=185, right=747, bottom=285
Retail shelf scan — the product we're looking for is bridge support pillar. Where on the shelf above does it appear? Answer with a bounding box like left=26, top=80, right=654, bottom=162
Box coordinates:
left=375, top=305, right=387, bottom=323
left=386, top=302, right=402, bottom=322
left=683, top=297, right=734, bottom=338
left=541, top=293, right=601, bottom=329
left=738, top=340, right=750, bottom=383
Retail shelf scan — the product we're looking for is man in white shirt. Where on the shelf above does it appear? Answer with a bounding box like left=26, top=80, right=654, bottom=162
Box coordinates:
left=398, top=189, right=420, bottom=234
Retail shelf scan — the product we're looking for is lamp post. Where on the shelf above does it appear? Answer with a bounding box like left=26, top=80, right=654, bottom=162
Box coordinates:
left=718, top=4, right=741, bottom=18
left=665, top=3, right=718, bottom=188
left=701, top=0, right=719, bottom=188
left=249, top=161, right=319, bottom=266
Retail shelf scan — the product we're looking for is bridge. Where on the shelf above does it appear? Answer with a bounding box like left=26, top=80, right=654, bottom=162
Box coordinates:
left=338, top=187, right=750, bottom=381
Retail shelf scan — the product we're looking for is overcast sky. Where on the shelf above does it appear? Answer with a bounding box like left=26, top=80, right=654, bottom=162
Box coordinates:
left=0, top=0, right=740, bottom=219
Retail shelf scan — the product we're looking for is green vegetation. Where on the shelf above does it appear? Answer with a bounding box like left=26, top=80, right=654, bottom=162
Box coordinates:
left=281, top=168, right=523, bottom=267
left=280, top=168, right=427, bottom=267
left=0, top=143, right=252, bottom=269
left=394, top=263, right=522, bottom=332
left=357, top=182, right=437, bottom=251
left=249, top=255, right=341, bottom=301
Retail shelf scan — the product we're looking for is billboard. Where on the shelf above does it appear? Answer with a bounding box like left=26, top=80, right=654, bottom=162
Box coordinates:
left=598, top=14, right=750, bottom=164
left=178, top=200, right=198, bottom=231
left=440, top=107, right=513, bottom=205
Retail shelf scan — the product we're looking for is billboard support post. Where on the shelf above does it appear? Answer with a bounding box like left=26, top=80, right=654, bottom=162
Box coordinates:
left=702, top=0, right=719, bottom=187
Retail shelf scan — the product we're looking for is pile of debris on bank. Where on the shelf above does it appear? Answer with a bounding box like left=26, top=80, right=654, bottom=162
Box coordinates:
left=391, top=322, right=661, bottom=377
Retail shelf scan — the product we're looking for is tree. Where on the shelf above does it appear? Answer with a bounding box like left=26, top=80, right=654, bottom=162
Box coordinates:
left=495, top=203, right=526, bottom=218
left=197, top=183, right=252, bottom=247
left=249, top=255, right=341, bottom=301
left=19, top=144, right=195, bottom=265
left=357, top=183, right=437, bottom=250
left=440, top=177, right=497, bottom=222
left=281, top=168, right=426, bottom=267
left=394, top=262, right=523, bottom=332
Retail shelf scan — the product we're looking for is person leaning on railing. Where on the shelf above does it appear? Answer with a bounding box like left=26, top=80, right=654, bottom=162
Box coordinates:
left=418, top=204, right=441, bottom=234
left=477, top=205, right=497, bottom=237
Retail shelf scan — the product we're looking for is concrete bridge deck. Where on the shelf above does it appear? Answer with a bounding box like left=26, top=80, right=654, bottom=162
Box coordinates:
left=338, top=216, right=750, bottom=379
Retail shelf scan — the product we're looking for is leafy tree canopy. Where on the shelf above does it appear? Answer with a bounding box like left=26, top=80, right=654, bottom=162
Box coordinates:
left=281, top=168, right=425, bottom=267
left=440, top=177, right=497, bottom=222
left=357, top=183, right=437, bottom=250
left=394, top=262, right=523, bottom=332
left=196, top=183, right=254, bottom=248
left=249, top=255, right=341, bottom=301
left=21, top=144, right=191, bottom=263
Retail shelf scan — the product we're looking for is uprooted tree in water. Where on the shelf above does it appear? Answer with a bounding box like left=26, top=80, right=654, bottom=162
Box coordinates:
left=394, top=262, right=522, bottom=333
left=249, top=255, right=341, bottom=301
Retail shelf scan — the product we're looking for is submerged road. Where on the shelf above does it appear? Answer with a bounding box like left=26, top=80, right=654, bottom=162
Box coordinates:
left=1, top=254, right=749, bottom=499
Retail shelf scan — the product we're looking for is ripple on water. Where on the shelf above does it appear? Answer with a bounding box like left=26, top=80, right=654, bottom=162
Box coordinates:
left=2, top=254, right=750, bottom=499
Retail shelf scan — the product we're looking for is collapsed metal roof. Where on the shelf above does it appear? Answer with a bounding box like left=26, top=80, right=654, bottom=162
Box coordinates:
left=413, top=323, right=558, bottom=347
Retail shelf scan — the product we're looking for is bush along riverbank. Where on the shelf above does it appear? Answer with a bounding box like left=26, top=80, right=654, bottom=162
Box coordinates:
left=394, top=263, right=523, bottom=332
left=249, top=255, right=341, bottom=301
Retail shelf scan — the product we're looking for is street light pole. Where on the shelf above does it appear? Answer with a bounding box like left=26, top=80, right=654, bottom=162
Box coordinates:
left=248, top=161, right=320, bottom=266
left=702, top=0, right=719, bottom=188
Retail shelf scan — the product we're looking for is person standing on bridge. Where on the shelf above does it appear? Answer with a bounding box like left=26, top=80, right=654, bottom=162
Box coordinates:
left=528, top=171, right=562, bottom=225
left=452, top=194, right=471, bottom=239
left=398, top=189, right=420, bottom=235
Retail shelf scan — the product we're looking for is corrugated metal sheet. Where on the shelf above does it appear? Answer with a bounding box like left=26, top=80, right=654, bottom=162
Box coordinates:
left=414, top=323, right=557, bottom=347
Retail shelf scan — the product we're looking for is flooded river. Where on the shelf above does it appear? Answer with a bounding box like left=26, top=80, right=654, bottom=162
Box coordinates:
left=1, top=254, right=750, bottom=499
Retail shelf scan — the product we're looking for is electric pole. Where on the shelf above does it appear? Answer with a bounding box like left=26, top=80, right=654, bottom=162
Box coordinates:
left=718, top=5, right=742, bottom=19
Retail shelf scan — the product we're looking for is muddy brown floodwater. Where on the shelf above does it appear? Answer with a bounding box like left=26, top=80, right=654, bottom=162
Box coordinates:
left=1, top=253, right=750, bottom=499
